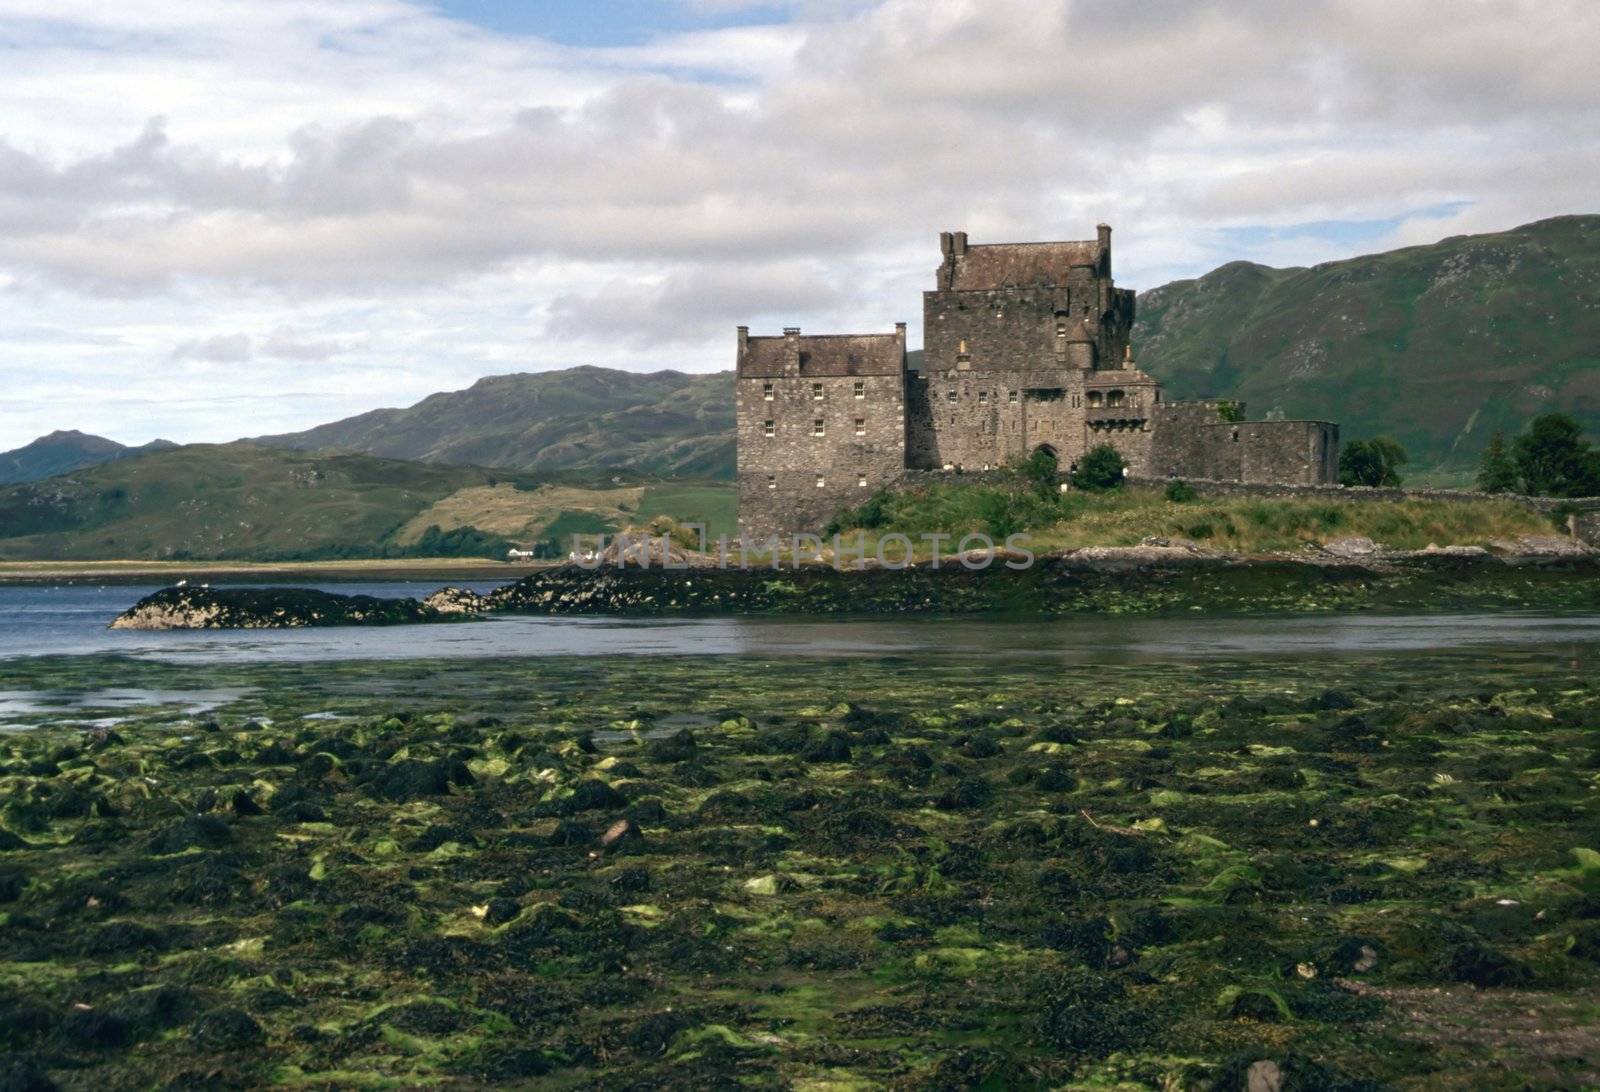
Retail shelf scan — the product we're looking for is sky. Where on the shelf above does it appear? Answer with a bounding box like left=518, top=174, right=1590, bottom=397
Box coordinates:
left=1, top=0, right=1597, bottom=451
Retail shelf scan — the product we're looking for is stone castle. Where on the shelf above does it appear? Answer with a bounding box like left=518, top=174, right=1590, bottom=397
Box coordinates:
left=736, top=225, right=1339, bottom=538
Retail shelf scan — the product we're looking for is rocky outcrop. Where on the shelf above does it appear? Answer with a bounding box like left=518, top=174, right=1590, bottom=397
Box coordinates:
left=110, top=586, right=446, bottom=630
left=422, top=587, right=493, bottom=614
left=111, top=546, right=1600, bottom=629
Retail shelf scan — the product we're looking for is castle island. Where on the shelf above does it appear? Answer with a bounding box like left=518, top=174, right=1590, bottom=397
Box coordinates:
left=736, top=225, right=1340, bottom=537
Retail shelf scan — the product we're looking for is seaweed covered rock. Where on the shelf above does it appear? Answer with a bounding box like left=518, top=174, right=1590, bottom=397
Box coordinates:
left=111, top=585, right=450, bottom=630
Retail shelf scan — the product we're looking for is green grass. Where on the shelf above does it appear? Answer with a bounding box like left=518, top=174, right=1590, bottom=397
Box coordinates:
left=635, top=483, right=738, bottom=541
left=828, top=479, right=1554, bottom=555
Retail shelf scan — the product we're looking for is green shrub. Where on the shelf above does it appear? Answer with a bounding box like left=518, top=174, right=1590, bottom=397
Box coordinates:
left=1512, top=413, right=1600, bottom=497
left=1339, top=437, right=1408, bottom=487
left=1476, top=431, right=1518, bottom=493
left=1070, top=445, right=1126, bottom=492
left=1164, top=480, right=1197, bottom=503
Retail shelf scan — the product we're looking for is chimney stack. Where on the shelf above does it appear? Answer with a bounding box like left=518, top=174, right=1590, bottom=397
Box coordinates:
left=953, top=231, right=968, bottom=256
left=939, top=231, right=953, bottom=256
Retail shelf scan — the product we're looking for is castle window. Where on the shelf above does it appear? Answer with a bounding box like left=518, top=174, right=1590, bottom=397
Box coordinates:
left=763, top=419, right=775, bottom=437
left=1087, top=391, right=1104, bottom=407
left=857, top=473, right=868, bottom=488
left=766, top=475, right=776, bottom=489
left=1008, top=390, right=1018, bottom=404
left=1107, top=389, right=1125, bottom=408
left=854, top=381, right=865, bottom=399
left=763, top=382, right=773, bottom=400
left=979, top=391, right=989, bottom=405
left=811, top=383, right=824, bottom=401
left=813, top=419, right=825, bottom=437
left=854, top=418, right=866, bottom=436
left=816, top=474, right=826, bottom=488
left=1231, top=428, right=1240, bottom=443
left=947, top=389, right=958, bottom=403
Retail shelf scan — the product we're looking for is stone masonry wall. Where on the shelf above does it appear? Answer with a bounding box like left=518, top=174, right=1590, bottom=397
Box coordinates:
left=736, top=370, right=906, bottom=541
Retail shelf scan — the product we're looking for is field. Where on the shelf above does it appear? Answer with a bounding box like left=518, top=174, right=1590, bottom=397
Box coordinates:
left=2, top=645, right=1598, bottom=1088
left=826, top=480, right=1558, bottom=557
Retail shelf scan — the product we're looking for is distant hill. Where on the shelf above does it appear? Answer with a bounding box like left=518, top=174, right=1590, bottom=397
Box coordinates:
left=255, top=366, right=734, bottom=478
left=0, top=430, right=176, bottom=485
left=0, top=442, right=734, bottom=561
left=1134, top=215, right=1600, bottom=477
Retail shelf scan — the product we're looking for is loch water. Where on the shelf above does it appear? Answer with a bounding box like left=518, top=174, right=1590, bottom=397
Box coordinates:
left=3, top=582, right=1600, bottom=665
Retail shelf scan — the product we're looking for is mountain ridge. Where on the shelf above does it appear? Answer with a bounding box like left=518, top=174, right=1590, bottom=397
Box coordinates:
left=0, top=430, right=177, bottom=486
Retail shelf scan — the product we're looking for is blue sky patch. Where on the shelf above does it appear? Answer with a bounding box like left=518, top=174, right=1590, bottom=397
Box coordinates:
left=430, top=1, right=793, bottom=47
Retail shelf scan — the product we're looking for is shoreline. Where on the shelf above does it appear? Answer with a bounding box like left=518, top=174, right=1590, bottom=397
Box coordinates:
left=0, top=557, right=557, bottom=586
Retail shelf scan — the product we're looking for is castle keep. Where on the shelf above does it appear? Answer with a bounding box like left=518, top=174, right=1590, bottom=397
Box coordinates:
left=736, top=226, right=1339, bottom=538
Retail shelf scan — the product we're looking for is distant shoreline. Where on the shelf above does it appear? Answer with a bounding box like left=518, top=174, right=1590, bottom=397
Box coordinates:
left=0, top=557, right=557, bottom=586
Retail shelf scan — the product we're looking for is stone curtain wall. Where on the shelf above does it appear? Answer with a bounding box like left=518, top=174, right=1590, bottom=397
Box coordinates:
left=1150, top=403, right=1338, bottom=486
left=909, top=367, right=1097, bottom=471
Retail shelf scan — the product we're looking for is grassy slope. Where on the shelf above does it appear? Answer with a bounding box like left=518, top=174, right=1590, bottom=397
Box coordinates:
left=0, top=443, right=739, bottom=561
left=256, top=366, right=735, bottom=479
left=0, top=444, right=514, bottom=561
left=827, top=479, right=1554, bottom=555
left=1134, top=215, right=1600, bottom=480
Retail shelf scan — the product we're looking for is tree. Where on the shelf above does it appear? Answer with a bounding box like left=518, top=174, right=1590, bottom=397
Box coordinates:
left=1511, top=413, right=1600, bottom=498
left=1475, top=431, right=1518, bottom=493
left=1338, top=437, right=1408, bottom=487
left=1071, top=444, right=1126, bottom=491
left=1017, top=446, right=1060, bottom=495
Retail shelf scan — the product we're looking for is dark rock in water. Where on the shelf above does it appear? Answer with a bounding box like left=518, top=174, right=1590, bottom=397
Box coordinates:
left=644, top=729, right=698, bottom=763
left=0, top=1056, right=58, bottom=1092
left=108, top=986, right=200, bottom=1037
left=82, top=922, right=167, bottom=956
left=626, top=798, right=667, bottom=823
left=148, top=815, right=232, bottom=855
left=565, top=779, right=628, bottom=814
left=610, top=866, right=652, bottom=894
left=111, top=585, right=451, bottom=630
left=366, top=759, right=471, bottom=803
left=61, top=1008, right=131, bottom=1049
left=1226, top=988, right=1288, bottom=1022
left=190, top=1008, right=265, bottom=1049
left=802, top=731, right=853, bottom=764
left=484, top=897, right=522, bottom=926
left=1445, top=943, right=1533, bottom=987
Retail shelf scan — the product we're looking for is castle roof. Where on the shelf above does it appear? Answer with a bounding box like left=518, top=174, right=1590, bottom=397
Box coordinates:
left=948, top=240, right=1103, bottom=290
left=739, top=332, right=904, bottom=378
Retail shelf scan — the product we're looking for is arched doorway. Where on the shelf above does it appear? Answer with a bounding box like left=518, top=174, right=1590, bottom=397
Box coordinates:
left=1027, top=443, right=1059, bottom=481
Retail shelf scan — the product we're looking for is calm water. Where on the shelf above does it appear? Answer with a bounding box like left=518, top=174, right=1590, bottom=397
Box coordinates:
left=3, top=582, right=1600, bottom=665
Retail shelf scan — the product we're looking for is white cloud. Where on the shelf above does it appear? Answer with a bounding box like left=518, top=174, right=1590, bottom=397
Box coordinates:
left=171, top=332, right=252, bottom=364
left=0, top=0, right=1597, bottom=450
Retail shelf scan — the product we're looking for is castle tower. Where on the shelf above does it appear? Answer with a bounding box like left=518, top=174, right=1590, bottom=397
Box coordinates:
left=910, top=225, right=1140, bottom=473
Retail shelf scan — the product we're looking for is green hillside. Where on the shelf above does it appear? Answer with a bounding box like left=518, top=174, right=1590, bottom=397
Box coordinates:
left=1134, top=214, right=1600, bottom=480
left=0, top=443, right=736, bottom=561
left=256, top=366, right=734, bottom=479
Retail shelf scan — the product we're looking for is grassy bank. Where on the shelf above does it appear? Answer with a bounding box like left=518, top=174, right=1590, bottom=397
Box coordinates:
left=1, top=649, right=1598, bottom=1087
left=0, top=558, right=551, bottom=587
left=828, top=479, right=1556, bottom=555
